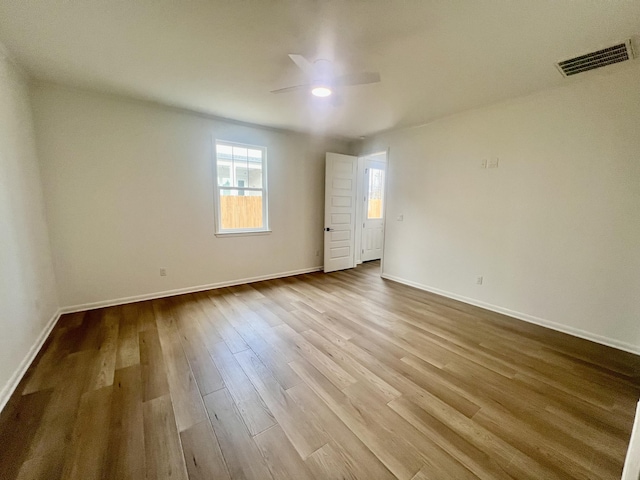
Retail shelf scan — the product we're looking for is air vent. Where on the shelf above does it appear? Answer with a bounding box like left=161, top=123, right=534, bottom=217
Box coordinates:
left=556, top=41, right=635, bottom=77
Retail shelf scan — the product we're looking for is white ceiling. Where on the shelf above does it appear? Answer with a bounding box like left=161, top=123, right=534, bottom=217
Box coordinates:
left=0, top=1, right=638, bottom=139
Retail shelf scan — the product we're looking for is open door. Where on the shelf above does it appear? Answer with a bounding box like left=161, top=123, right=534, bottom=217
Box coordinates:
left=324, top=153, right=358, bottom=273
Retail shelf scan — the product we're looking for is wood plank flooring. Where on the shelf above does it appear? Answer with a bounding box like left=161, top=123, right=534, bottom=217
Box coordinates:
left=1, top=260, right=639, bottom=479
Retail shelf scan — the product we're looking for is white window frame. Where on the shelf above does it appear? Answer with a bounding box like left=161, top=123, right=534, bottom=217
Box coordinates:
left=213, top=140, right=270, bottom=236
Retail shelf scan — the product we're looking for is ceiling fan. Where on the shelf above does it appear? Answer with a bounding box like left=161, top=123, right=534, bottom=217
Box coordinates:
left=271, top=54, right=380, bottom=98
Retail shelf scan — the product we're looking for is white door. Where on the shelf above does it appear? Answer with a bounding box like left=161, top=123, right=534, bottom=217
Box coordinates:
left=361, top=159, right=386, bottom=262
left=324, top=153, right=358, bottom=273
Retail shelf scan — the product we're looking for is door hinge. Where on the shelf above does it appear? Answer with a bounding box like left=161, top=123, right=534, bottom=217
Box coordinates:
left=363, top=223, right=365, bottom=228
left=365, top=168, right=369, bottom=174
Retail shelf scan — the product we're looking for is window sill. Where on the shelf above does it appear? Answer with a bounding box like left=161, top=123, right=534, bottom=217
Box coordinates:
left=214, top=229, right=272, bottom=238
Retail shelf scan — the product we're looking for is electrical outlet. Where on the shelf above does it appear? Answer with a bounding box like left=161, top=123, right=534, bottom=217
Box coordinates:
left=476, top=276, right=483, bottom=285
left=160, top=268, right=167, bottom=277
left=488, top=157, right=499, bottom=168
left=397, top=214, right=404, bottom=221
left=315, top=250, right=320, bottom=257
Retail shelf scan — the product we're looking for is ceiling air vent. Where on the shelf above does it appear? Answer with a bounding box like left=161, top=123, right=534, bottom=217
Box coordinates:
left=556, top=40, right=635, bottom=77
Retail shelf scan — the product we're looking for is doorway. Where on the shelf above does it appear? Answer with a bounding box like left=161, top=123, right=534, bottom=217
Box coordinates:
left=356, top=152, right=387, bottom=265
left=323, top=151, right=388, bottom=274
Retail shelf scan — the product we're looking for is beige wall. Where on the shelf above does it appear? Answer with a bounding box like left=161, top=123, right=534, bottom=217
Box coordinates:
left=0, top=47, right=59, bottom=407
left=364, top=63, right=640, bottom=352
left=31, top=84, right=352, bottom=309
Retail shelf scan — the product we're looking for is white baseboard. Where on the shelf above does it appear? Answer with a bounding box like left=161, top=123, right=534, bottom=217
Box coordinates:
left=381, top=273, right=640, bottom=356
left=60, top=266, right=323, bottom=314
left=0, top=308, right=62, bottom=413
left=7, top=268, right=631, bottom=417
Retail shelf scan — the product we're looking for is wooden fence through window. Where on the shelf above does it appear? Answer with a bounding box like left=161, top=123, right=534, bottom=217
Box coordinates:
left=221, top=196, right=383, bottom=229
left=220, top=196, right=263, bottom=229
left=367, top=199, right=383, bottom=219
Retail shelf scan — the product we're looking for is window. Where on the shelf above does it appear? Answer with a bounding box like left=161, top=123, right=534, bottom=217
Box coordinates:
left=367, top=167, right=385, bottom=219
left=214, top=141, right=268, bottom=234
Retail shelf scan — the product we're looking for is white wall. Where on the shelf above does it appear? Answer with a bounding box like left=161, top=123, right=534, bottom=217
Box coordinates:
left=364, top=63, right=640, bottom=352
left=31, top=84, right=352, bottom=309
left=0, top=47, right=59, bottom=407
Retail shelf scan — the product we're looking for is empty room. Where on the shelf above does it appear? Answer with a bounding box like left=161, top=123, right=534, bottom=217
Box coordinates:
left=1, top=1, right=639, bottom=479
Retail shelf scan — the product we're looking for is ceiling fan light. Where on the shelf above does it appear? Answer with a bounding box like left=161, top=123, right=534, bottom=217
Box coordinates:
left=311, top=86, right=332, bottom=97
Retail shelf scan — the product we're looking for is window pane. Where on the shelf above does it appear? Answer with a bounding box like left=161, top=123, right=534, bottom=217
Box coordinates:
left=247, top=148, right=263, bottom=188
left=232, top=147, right=248, bottom=188
left=248, top=149, right=261, bottom=158
left=216, top=144, right=233, bottom=187
left=235, top=166, right=248, bottom=189
left=217, top=164, right=231, bottom=187
left=248, top=167, right=262, bottom=188
left=232, top=146, right=247, bottom=158
left=217, top=144, right=232, bottom=156
left=367, top=168, right=385, bottom=219
left=219, top=189, right=263, bottom=230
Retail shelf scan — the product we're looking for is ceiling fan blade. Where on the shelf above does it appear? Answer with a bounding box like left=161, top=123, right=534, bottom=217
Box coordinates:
left=334, top=71, right=381, bottom=86
left=288, top=54, right=313, bottom=75
left=270, top=84, right=309, bottom=94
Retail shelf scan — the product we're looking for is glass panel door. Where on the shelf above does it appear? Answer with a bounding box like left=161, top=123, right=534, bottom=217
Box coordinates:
left=367, top=168, right=385, bottom=219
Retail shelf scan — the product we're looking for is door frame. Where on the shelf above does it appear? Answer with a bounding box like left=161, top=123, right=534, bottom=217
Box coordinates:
left=355, top=150, right=389, bottom=266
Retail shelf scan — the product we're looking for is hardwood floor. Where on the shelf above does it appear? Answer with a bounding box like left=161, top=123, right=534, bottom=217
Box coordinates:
left=1, top=260, right=639, bottom=479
